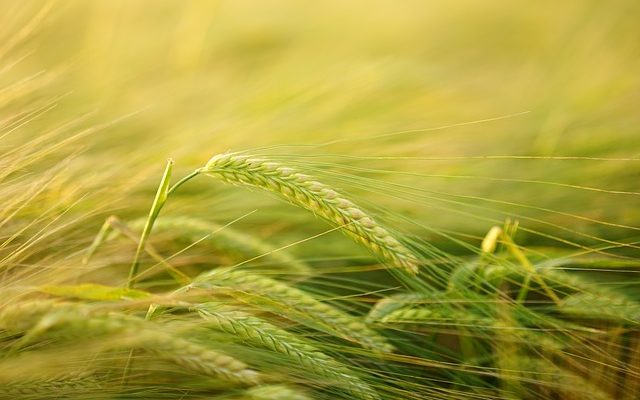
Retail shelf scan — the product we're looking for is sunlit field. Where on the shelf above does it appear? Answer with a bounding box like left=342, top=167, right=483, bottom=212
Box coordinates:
left=2, top=1, right=640, bottom=399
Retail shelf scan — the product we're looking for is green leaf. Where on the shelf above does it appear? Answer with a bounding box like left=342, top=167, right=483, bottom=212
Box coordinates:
left=40, top=283, right=151, bottom=301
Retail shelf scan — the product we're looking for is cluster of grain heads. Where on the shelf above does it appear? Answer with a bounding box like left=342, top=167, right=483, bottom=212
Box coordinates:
left=193, top=267, right=395, bottom=353
left=196, top=305, right=381, bottom=400
left=0, top=301, right=262, bottom=385
left=203, top=153, right=420, bottom=274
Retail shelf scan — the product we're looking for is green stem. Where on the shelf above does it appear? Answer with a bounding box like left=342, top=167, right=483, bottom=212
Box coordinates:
left=167, top=168, right=202, bottom=195
left=516, top=274, right=532, bottom=304
left=128, top=159, right=174, bottom=287
left=82, top=217, right=113, bottom=265
left=127, top=162, right=201, bottom=288
left=501, top=234, right=560, bottom=305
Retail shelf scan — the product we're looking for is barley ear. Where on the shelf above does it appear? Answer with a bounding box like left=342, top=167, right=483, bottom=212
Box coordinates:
left=197, top=305, right=381, bottom=400
left=194, top=267, right=394, bottom=353
left=203, top=153, right=420, bottom=274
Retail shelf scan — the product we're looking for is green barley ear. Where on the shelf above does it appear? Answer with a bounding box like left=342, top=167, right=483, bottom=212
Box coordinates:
left=203, top=153, right=420, bottom=274
left=193, top=267, right=394, bottom=353
left=378, top=305, right=494, bottom=327
left=366, top=293, right=429, bottom=324
left=367, top=290, right=490, bottom=323
left=197, top=305, right=381, bottom=400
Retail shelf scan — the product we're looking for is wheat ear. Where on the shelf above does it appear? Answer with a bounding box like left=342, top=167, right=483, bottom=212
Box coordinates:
left=203, top=153, right=420, bottom=274
left=194, top=267, right=394, bottom=353
left=197, top=305, right=381, bottom=400
left=0, top=301, right=262, bottom=385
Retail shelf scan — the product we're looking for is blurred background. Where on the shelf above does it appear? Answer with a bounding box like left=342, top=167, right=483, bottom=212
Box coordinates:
left=2, top=0, right=639, bottom=267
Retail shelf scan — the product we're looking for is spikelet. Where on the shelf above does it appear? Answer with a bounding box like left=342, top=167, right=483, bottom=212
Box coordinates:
left=203, top=153, right=420, bottom=274
left=379, top=306, right=494, bottom=327
left=197, top=305, right=381, bottom=400
left=367, top=291, right=487, bottom=323
left=0, top=301, right=262, bottom=385
left=366, top=292, right=444, bottom=323
left=193, top=267, right=394, bottom=353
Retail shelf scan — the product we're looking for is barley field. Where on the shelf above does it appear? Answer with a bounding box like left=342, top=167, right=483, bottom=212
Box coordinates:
left=2, top=1, right=640, bottom=399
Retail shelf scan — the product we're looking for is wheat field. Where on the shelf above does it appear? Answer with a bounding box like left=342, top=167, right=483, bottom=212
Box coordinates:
left=1, top=1, right=640, bottom=399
